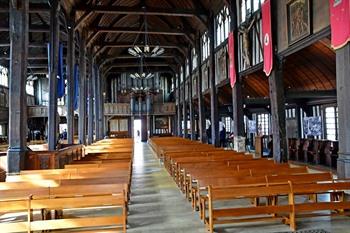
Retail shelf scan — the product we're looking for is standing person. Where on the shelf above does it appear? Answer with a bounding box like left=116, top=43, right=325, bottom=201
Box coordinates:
left=220, top=126, right=226, bottom=147
left=206, top=125, right=212, bottom=144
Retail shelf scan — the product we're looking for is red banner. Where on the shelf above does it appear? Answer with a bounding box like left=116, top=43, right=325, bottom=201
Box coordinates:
left=330, top=0, right=350, bottom=49
left=228, top=32, right=236, bottom=88
left=262, top=0, right=273, bottom=76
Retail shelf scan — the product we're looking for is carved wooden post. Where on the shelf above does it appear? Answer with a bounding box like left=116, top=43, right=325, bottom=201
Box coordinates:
left=176, top=72, right=182, bottom=137
left=87, top=52, right=94, bottom=145
left=78, top=29, right=87, bottom=145
left=66, top=12, right=75, bottom=144
left=7, top=0, right=29, bottom=174
left=196, top=36, right=206, bottom=143
left=229, top=0, right=245, bottom=137
left=209, top=16, right=219, bottom=147
left=269, top=58, right=288, bottom=163
left=336, top=43, right=350, bottom=178
left=94, top=65, right=100, bottom=140
left=188, top=48, right=195, bottom=140
left=182, top=64, right=188, bottom=138
left=48, top=0, right=60, bottom=151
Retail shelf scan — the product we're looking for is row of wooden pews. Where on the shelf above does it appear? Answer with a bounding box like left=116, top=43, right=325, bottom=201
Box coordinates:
left=149, top=137, right=350, bottom=233
left=0, top=138, right=133, bottom=233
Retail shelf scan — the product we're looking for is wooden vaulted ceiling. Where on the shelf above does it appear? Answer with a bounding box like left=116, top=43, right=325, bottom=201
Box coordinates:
left=71, top=0, right=221, bottom=74
left=240, top=39, right=336, bottom=99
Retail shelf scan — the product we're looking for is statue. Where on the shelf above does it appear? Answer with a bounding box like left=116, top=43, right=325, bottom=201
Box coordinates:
left=238, top=16, right=256, bottom=68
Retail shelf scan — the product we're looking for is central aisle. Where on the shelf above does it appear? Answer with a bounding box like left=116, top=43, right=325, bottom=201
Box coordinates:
left=127, top=142, right=205, bottom=233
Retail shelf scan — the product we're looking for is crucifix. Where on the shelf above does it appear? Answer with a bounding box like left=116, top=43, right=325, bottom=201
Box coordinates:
left=239, top=16, right=256, bottom=68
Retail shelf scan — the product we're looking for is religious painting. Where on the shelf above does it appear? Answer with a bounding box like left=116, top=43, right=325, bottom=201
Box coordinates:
left=155, top=117, right=169, bottom=129
left=303, top=116, right=322, bottom=137
left=287, top=0, right=311, bottom=44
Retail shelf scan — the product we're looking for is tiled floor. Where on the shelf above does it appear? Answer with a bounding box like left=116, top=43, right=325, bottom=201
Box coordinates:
left=127, top=142, right=350, bottom=233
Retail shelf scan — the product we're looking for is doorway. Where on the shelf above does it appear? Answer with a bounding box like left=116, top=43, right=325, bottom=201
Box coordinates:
left=133, top=119, right=142, bottom=142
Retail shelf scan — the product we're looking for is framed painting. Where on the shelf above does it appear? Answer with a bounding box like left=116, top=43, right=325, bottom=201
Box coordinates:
left=287, top=0, right=311, bottom=44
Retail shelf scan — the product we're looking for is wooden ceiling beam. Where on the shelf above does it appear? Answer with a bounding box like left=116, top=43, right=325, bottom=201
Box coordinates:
left=93, top=26, right=186, bottom=36
left=76, top=5, right=206, bottom=18
left=0, top=3, right=50, bottom=13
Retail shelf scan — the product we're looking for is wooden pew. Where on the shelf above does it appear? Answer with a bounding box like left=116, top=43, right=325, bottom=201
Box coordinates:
left=206, top=183, right=293, bottom=233
left=0, top=184, right=127, bottom=232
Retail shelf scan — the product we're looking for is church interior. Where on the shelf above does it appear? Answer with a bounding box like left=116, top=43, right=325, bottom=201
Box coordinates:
left=1, top=0, right=350, bottom=232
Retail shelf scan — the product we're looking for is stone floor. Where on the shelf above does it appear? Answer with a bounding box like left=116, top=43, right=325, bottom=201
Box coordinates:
left=127, top=142, right=350, bottom=233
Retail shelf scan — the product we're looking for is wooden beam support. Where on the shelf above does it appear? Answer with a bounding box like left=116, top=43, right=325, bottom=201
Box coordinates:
left=66, top=14, right=75, bottom=144
left=0, top=3, right=50, bottom=13
left=87, top=52, right=94, bottom=145
left=209, top=16, right=219, bottom=147
left=93, top=26, right=187, bottom=36
left=76, top=5, right=207, bottom=18
left=269, top=58, right=288, bottom=163
left=47, top=0, right=60, bottom=151
left=229, top=0, right=245, bottom=137
left=336, top=43, right=350, bottom=178
left=196, top=36, right=206, bottom=143
left=98, top=70, right=105, bottom=139
left=177, top=71, right=182, bottom=137
left=188, top=48, right=195, bottom=140
left=78, top=29, right=87, bottom=145
left=7, top=0, right=29, bottom=174
left=182, top=64, right=188, bottom=138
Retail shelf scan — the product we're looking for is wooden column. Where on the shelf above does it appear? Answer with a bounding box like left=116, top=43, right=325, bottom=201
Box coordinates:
left=336, top=44, right=350, bottom=178
left=209, top=16, right=219, bottom=147
left=78, top=29, right=87, bottom=145
left=7, top=0, right=29, bottom=174
left=146, top=93, right=152, bottom=139
left=229, top=0, right=245, bottom=137
left=196, top=37, right=206, bottom=143
left=100, top=73, right=105, bottom=138
left=182, top=64, right=188, bottom=138
left=188, top=48, right=195, bottom=140
left=174, top=75, right=178, bottom=136
left=87, top=53, right=94, bottom=145
left=66, top=13, right=75, bottom=144
left=47, top=0, right=60, bottom=151
left=269, top=58, right=288, bottom=163
left=177, top=72, right=182, bottom=137
left=94, top=66, right=101, bottom=140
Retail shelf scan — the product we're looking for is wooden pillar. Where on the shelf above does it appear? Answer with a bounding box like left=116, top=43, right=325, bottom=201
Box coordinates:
left=182, top=64, right=188, bottom=138
left=66, top=13, right=75, bottom=144
left=174, top=75, right=178, bottom=136
left=269, top=58, right=288, bottom=163
left=78, top=29, right=87, bottom=145
left=94, top=66, right=101, bottom=140
left=146, top=93, right=152, bottom=139
left=196, top=37, right=206, bottom=143
left=188, top=48, right=195, bottom=140
left=7, top=0, right=29, bottom=174
left=177, top=73, right=182, bottom=137
left=48, top=0, right=60, bottom=151
left=100, top=73, right=105, bottom=138
left=229, top=0, right=245, bottom=137
left=87, top=53, right=94, bottom=144
left=209, top=16, right=219, bottom=147
left=336, top=44, right=350, bottom=178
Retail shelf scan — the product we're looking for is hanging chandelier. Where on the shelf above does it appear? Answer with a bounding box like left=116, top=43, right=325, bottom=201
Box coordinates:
left=128, top=6, right=165, bottom=58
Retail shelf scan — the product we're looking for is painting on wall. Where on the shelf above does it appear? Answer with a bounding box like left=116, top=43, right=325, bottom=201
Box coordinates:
left=303, top=116, right=322, bottom=137
left=287, top=0, right=311, bottom=44
left=155, top=117, right=169, bottom=129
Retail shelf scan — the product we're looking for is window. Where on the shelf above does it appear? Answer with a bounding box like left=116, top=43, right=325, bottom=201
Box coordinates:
left=192, top=48, right=198, bottom=70
left=180, top=66, right=184, bottom=83
left=285, top=108, right=296, bottom=119
left=257, top=113, right=270, bottom=136
left=325, top=106, right=338, bottom=141
left=215, top=6, right=231, bottom=47
left=240, top=0, right=263, bottom=23
left=185, top=59, right=189, bottom=77
left=0, top=124, right=4, bottom=136
left=0, top=65, right=9, bottom=87
left=26, top=80, right=34, bottom=96
left=201, top=32, right=210, bottom=61
left=225, top=117, right=232, bottom=132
